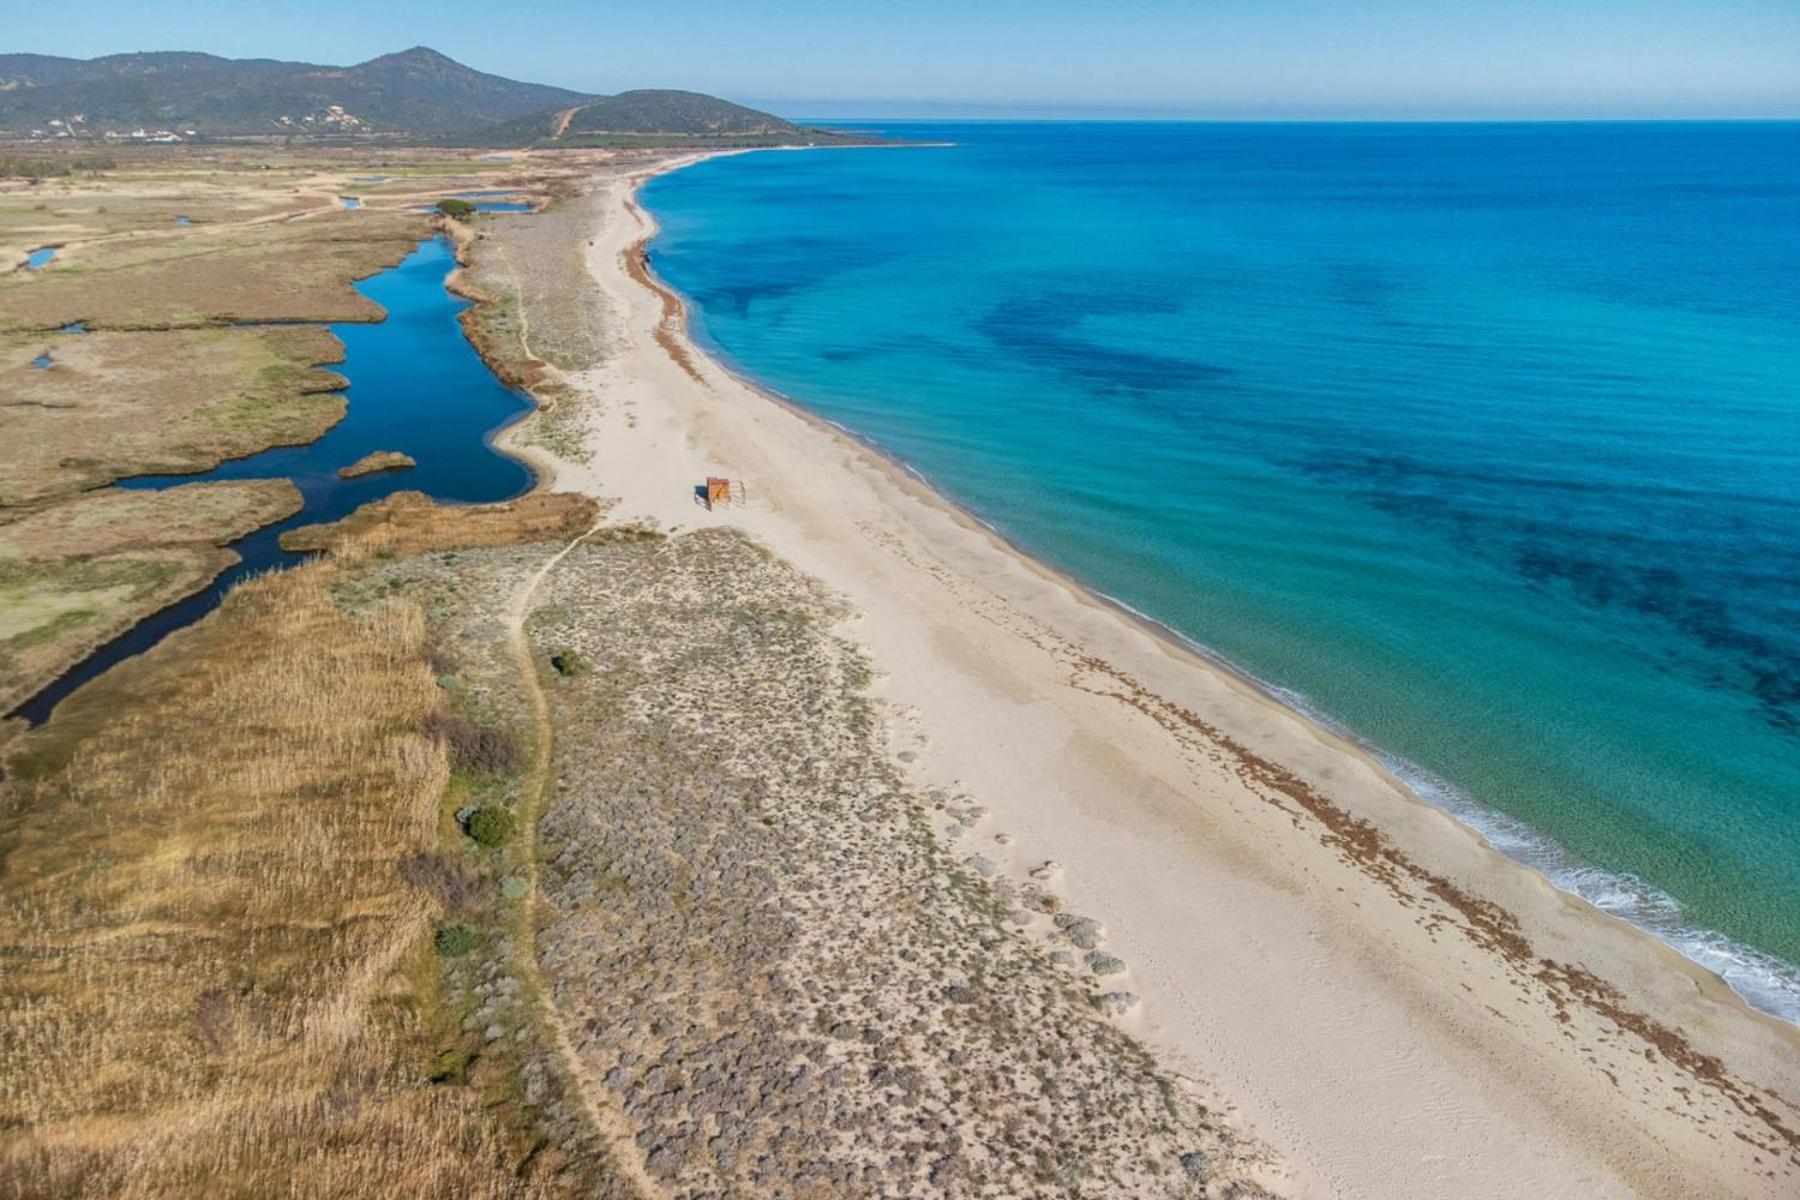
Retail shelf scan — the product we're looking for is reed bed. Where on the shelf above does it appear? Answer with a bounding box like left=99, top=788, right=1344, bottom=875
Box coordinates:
left=0, top=561, right=548, bottom=1198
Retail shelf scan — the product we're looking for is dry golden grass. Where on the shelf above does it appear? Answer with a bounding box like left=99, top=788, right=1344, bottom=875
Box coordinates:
left=0, top=560, right=557, bottom=1199
left=279, top=491, right=604, bottom=556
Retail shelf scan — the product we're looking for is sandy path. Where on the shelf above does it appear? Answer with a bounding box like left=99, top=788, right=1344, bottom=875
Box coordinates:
left=505, top=523, right=662, bottom=1199
left=552, top=106, right=583, bottom=139
left=528, top=157, right=1800, bottom=1199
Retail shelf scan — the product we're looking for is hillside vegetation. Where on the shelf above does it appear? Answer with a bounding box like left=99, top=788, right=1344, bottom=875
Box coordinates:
left=447, top=89, right=877, bottom=148
left=566, top=89, right=798, bottom=136
left=0, top=48, right=872, bottom=147
left=0, top=47, right=591, bottom=136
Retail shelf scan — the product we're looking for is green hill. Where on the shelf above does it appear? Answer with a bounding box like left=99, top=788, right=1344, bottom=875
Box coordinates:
left=564, top=90, right=800, bottom=137
left=460, top=90, right=878, bottom=149
left=0, top=48, right=876, bottom=148
left=0, top=47, right=593, bottom=137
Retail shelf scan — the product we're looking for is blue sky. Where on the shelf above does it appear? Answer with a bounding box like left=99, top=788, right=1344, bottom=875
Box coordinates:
left=11, top=0, right=1799, bottom=119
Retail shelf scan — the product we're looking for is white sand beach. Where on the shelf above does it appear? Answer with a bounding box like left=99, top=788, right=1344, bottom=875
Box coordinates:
left=507, top=152, right=1800, bottom=1200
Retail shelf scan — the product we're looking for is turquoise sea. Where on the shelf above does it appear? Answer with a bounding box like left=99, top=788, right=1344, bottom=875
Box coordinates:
left=641, top=122, right=1800, bottom=1022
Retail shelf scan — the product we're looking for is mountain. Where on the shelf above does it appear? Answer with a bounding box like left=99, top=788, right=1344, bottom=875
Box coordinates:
left=0, top=48, right=875, bottom=148
left=0, top=47, right=594, bottom=136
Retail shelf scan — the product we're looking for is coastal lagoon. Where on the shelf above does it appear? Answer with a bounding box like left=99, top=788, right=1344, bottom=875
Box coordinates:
left=643, top=121, right=1800, bottom=1020
left=14, top=236, right=532, bottom=724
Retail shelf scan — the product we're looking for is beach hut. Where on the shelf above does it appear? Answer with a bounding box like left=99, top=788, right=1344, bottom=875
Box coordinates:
left=705, top=476, right=732, bottom=510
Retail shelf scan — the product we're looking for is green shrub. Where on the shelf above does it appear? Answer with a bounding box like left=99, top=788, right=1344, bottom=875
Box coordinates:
left=436, top=198, right=478, bottom=221
left=434, top=924, right=479, bottom=957
left=0, top=155, right=111, bottom=180
left=463, top=805, right=516, bottom=848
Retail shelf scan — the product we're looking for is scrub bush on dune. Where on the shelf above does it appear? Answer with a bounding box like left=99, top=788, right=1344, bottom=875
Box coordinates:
left=435, top=924, right=480, bottom=958
left=462, top=805, right=516, bottom=848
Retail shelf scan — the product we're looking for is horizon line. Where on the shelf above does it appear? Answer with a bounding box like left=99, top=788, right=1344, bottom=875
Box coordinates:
left=786, top=113, right=1800, bottom=125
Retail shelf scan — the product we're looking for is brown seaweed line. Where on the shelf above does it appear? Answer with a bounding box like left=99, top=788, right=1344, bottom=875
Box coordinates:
left=1066, top=650, right=1799, bottom=1163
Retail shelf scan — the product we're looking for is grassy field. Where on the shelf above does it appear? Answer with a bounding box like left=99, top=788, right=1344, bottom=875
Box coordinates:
left=0, top=143, right=525, bottom=268
left=0, top=325, right=348, bottom=507
left=0, top=209, right=429, bottom=332
left=0, top=502, right=617, bottom=1198
left=0, top=149, right=632, bottom=1195
left=0, top=480, right=302, bottom=714
left=0, top=144, right=554, bottom=723
left=277, top=490, right=601, bottom=555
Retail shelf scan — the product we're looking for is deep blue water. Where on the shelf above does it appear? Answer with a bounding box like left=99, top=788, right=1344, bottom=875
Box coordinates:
left=643, top=122, right=1800, bottom=1021
left=25, top=247, right=56, bottom=269
left=13, top=236, right=532, bottom=725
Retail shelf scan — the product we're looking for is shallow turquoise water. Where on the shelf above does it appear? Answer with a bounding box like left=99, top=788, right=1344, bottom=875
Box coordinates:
left=643, top=122, right=1800, bottom=1020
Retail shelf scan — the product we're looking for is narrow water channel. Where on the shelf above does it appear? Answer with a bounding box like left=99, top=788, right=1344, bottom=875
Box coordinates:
left=11, top=235, right=534, bottom=726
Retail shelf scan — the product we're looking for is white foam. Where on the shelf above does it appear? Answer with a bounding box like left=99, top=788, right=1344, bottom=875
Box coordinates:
left=1091, top=591, right=1800, bottom=1025
left=1379, top=751, right=1800, bottom=1024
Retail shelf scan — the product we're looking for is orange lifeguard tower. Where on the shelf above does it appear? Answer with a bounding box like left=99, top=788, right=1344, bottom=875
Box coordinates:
left=705, top=476, right=732, bottom=510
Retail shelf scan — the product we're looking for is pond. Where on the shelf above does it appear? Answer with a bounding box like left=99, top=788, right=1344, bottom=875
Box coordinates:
left=411, top=197, right=534, bottom=214
left=454, top=191, right=534, bottom=212
left=11, top=235, right=535, bottom=726
left=25, top=246, right=57, bottom=269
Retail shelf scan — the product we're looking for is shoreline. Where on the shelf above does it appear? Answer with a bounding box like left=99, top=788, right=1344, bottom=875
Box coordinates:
left=552, top=149, right=1800, bottom=1196
left=627, top=156, right=1800, bottom=1031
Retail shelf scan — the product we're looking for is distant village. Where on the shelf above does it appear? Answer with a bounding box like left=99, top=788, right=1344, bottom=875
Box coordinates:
left=25, top=104, right=369, bottom=140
